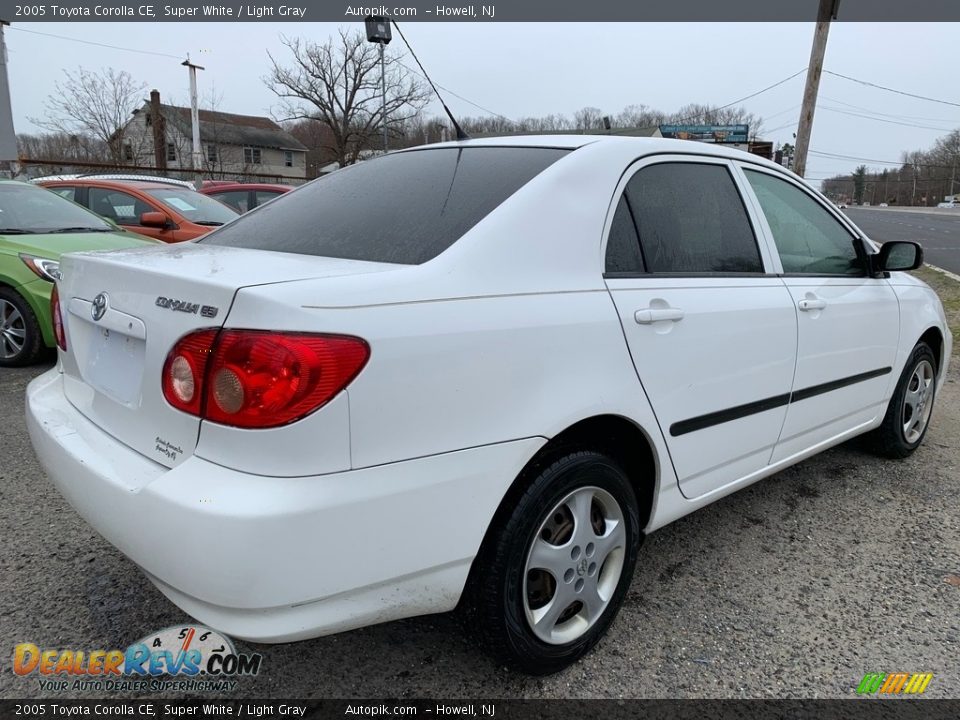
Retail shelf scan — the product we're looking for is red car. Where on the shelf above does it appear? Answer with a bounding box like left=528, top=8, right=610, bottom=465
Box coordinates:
left=200, top=182, right=294, bottom=213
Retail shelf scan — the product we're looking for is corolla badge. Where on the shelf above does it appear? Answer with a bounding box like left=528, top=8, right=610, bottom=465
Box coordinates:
left=91, top=292, right=108, bottom=321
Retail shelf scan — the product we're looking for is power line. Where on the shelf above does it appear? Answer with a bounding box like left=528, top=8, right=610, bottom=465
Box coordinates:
left=818, top=105, right=954, bottom=132
left=823, top=70, right=960, bottom=109
left=394, top=57, right=512, bottom=122
left=8, top=27, right=183, bottom=60
left=609, top=68, right=807, bottom=136
left=819, top=94, right=959, bottom=124
left=809, top=149, right=957, bottom=170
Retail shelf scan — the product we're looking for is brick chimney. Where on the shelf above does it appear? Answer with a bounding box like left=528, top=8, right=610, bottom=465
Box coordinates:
left=150, top=89, right=167, bottom=171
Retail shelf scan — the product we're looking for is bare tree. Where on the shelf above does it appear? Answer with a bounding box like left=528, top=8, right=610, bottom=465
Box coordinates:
left=30, top=67, right=147, bottom=165
left=264, top=30, right=430, bottom=167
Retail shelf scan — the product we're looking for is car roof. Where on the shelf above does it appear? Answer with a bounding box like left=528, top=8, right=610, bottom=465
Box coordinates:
left=399, top=135, right=792, bottom=175
left=203, top=183, right=294, bottom=192
left=38, top=178, right=194, bottom=191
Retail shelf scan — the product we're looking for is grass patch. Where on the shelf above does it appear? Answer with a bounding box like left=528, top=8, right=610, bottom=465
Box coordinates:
left=910, top=265, right=960, bottom=353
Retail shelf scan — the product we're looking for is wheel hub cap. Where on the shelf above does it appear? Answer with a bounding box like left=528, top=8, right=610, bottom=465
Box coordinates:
left=902, top=359, right=935, bottom=444
left=522, top=486, right=626, bottom=645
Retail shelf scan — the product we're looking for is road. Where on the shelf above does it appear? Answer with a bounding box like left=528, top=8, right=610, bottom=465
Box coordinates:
left=845, top=207, right=960, bottom=275
left=2, top=357, right=959, bottom=699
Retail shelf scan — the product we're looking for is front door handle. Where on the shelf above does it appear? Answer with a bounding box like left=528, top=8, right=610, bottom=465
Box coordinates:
left=798, top=298, right=827, bottom=312
left=635, top=307, right=685, bottom=324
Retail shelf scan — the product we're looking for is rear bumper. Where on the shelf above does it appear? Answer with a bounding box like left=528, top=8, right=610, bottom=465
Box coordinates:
left=26, top=368, right=542, bottom=642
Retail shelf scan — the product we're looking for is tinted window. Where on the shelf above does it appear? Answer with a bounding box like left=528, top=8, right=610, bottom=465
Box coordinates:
left=744, top=169, right=862, bottom=275
left=0, top=183, right=112, bottom=233
left=254, top=190, right=283, bottom=207
left=605, top=195, right=644, bottom=273
left=50, top=187, right=76, bottom=202
left=625, top=163, right=762, bottom=274
left=212, top=190, right=250, bottom=213
left=145, top=188, right=239, bottom=226
left=202, top=147, right=569, bottom=264
left=89, top=188, right=152, bottom=224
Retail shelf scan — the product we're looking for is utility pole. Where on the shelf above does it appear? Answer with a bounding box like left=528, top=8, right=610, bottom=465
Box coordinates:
left=793, top=0, right=840, bottom=179
left=182, top=57, right=204, bottom=181
left=0, top=21, right=19, bottom=177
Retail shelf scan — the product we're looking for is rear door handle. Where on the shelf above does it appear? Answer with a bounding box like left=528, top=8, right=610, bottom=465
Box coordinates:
left=635, top=307, right=685, bottom=324
left=798, top=298, right=827, bottom=311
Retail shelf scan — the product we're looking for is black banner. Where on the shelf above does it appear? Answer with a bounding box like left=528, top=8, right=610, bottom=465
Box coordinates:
left=2, top=0, right=960, bottom=22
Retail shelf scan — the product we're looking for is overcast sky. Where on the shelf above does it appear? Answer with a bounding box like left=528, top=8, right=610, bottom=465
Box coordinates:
left=5, top=22, right=959, bottom=186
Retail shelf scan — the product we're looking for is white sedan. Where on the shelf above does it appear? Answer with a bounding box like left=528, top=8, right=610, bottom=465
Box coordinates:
left=27, top=137, right=950, bottom=675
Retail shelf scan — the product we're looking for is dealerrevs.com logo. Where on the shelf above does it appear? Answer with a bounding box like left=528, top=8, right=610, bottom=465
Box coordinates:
left=12, top=625, right=263, bottom=693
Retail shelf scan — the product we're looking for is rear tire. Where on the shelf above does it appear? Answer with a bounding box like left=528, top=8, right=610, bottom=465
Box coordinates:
left=464, top=450, right=641, bottom=675
left=0, top=287, right=44, bottom=367
left=871, top=342, right=937, bottom=458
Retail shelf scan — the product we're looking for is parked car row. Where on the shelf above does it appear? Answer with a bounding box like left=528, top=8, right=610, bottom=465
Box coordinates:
left=1, top=175, right=295, bottom=365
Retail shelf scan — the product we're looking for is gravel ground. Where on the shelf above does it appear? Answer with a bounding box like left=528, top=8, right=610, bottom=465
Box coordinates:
left=2, top=340, right=958, bottom=700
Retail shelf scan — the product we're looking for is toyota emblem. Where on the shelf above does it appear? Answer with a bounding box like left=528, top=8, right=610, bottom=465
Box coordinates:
left=91, top=292, right=108, bottom=322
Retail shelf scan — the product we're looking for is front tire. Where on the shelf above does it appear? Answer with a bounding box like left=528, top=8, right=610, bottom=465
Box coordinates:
left=465, top=451, right=641, bottom=675
left=0, top=287, right=44, bottom=367
left=871, top=342, right=937, bottom=458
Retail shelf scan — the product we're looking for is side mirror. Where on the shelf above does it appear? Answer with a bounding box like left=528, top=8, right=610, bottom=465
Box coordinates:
left=876, top=241, right=923, bottom=272
left=140, top=211, right=170, bottom=229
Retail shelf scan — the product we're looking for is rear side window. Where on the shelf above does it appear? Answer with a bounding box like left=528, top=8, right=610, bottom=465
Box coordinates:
left=624, top=163, right=762, bottom=274
left=202, top=147, right=570, bottom=264
left=605, top=195, right=644, bottom=273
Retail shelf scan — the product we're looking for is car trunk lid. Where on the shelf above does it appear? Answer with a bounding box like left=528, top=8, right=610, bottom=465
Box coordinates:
left=56, top=243, right=396, bottom=468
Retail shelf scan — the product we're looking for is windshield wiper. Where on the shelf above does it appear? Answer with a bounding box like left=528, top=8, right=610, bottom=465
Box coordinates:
left=45, top=227, right=113, bottom=234
left=0, top=228, right=38, bottom=234
left=194, top=221, right=225, bottom=227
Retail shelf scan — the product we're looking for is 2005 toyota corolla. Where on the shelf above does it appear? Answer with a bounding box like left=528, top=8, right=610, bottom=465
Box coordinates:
left=27, top=137, right=950, bottom=674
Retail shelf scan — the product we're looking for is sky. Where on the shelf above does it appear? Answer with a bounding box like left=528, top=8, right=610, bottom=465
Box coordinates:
left=5, top=22, right=959, bottom=187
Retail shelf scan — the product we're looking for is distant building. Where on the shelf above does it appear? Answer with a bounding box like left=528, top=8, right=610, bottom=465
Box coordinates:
left=121, top=90, right=307, bottom=181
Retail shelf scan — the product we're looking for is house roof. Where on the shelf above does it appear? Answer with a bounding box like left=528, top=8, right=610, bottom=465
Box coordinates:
left=152, top=103, right=308, bottom=152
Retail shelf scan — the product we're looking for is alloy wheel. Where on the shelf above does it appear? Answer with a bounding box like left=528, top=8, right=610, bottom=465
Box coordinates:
left=0, top=299, right=26, bottom=360
left=523, top=486, right=626, bottom=645
left=902, top=359, right=935, bottom=444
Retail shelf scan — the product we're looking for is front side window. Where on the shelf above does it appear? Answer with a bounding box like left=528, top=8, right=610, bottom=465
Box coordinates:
left=244, top=147, right=262, bottom=165
left=212, top=190, right=250, bottom=213
left=744, top=169, right=863, bottom=276
left=89, top=188, right=151, bottom=225
left=284, top=151, right=294, bottom=167
left=624, top=163, right=762, bottom=274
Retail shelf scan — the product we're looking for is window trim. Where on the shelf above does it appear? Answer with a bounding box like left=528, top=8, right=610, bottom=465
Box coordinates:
left=600, top=155, right=775, bottom=279
left=734, top=162, right=872, bottom=279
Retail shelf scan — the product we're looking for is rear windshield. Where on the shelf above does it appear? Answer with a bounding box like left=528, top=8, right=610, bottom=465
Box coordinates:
left=201, top=147, right=570, bottom=264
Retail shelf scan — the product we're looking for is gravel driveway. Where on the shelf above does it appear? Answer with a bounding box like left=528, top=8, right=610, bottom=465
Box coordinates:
left=2, top=333, right=957, bottom=699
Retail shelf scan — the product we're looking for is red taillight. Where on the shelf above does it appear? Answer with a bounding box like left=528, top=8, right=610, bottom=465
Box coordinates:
left=51, top=284, right=66, bottom=351
left=162, top=329, right=370, bottom=429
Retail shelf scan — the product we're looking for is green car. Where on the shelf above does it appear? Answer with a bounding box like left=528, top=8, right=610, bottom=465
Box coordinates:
left=0, top=180, right=158, bottom=366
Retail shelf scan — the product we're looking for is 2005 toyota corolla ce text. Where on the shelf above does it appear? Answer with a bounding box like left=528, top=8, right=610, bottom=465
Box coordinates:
left=26, top=136, right=950, bottom=674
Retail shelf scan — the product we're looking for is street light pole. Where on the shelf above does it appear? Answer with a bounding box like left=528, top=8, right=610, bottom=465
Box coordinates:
left=379, top=42, right=387, bottom=153
left=181, top=57, right=205, bottom=181
left=365, top=16, right=392, bottom=155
